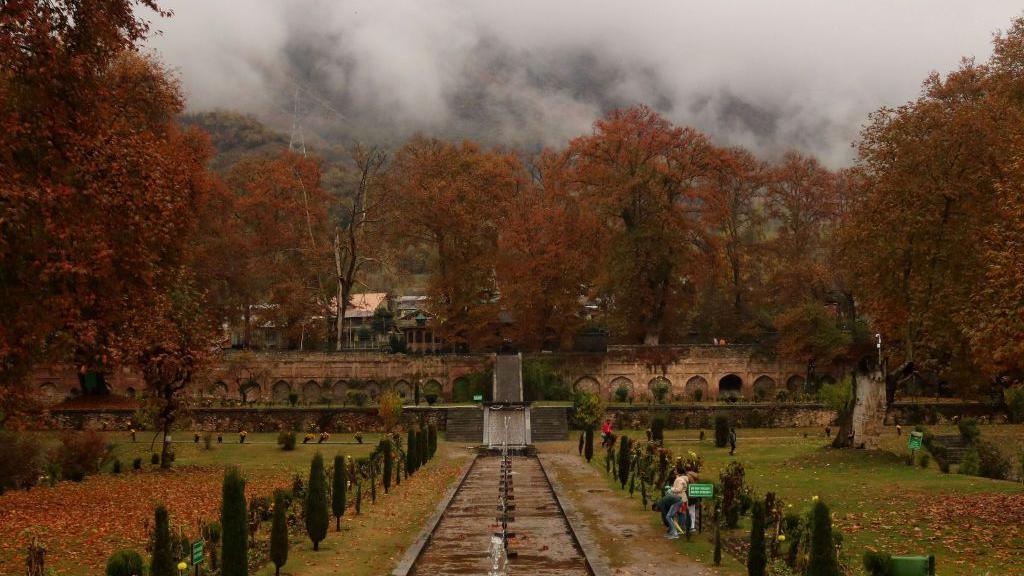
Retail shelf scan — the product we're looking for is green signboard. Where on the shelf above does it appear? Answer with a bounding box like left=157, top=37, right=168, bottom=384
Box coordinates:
left=687, top=483, right=714, bottom=498
left=191, top=540, right=204, bottom=565
left=472, top=394, right=483, bottom=402
left=908, top=431, right=923, bottom=451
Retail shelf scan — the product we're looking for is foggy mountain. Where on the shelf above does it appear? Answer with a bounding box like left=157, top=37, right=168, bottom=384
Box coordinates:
left=150, top=1, right=1024, bottom=167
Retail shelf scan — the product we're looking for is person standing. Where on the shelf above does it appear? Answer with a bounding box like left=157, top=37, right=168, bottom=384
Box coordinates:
left=601, top=419, right=613, bottom=447
left=729, top=427, right=737, bottom=455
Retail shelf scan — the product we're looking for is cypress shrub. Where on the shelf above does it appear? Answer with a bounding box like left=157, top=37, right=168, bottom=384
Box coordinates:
left=862, top=551, right=892, bottom=576
left=418, top=428, right=428, bottom=468
left=381, top=439, right=393, bottom=494
left=714, top=415, right=730, bottom=448
left=132, top=457, right=142, bottom=471
left=106, top=549, right=144, bottom=576
left=150, top=505, right=174, bottom=576
left=202, top=521, right=221, bottom=571
left=747, top=500, right=767, bottom=576
left=355, top=478, right=362, bottom=514
left=584, top=428, right=594, bottom=462
left=270, top=489, right=288, bottom=576
left=221, top=467, right=248, bottom=576
left=151, top=453, right=160, bottom=465
left=578, top=432, right=585, bottom=455
left=395, top=443, right=402, bottom=486
left=807, top=500, right=840, bottom=576
left=406, top=429, right=416, bottom=475
left=713, top=505, right=722, bottom=566
left=111, top=459, right=122, bottom=474
left=651, top=416, right=666, bottom=442
left=332, top=455, right=347, bottom=530
left=305, top=452, right=329, bottom=550
left=428, top=424, right=437, bottom=458
left=617, top=435, right=631, bottom=489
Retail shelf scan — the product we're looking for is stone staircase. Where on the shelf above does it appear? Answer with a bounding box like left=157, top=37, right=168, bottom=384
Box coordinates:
left=493, top=353, right=523, bottom=402
left=530, top=406, right=569, bottom=441
left=930, top=434, right=972, bottom=464
left=445, top=406, right=484, bottom=443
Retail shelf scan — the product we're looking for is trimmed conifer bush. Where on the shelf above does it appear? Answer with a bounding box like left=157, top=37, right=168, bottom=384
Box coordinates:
left=332, top=454, right=347, bottom=530
left=406, top=429, right=416, bottom=475
left=305, top=452, right=329, bottom=550
left=381, top=438, right=393, bottom=493
left=132, top=457, right=142, bottom=471
left=150, top=505, right=174, bottom=576
left=106, top=549, right=144, bottom=576
left=111, top=459, right=122, bottom=474
left=617, top=435, right=631, bottom=489
left=202, top=521, right=221, bottom=570
left=651, top=416, right=666, bottom=443
left=747, top=500, right=766, bottom=576
left=584, top=429, right=594, bottom=462
left=714, top=415, right=730, bottom=448
left=428, top=424, right=437, bottom=458
left=418, top=427, right=428, bottom=468
left=270, top=489, right=288, bottom=576
left=808, top=500, right=840, bottom=576
left=578, top=431, right=585, bottom=455
left=221, top=467, right=248, bottom=576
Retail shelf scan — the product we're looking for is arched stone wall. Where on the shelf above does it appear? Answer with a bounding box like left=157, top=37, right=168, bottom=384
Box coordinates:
left=718, top=374, right=743, bottom=399
left=573, top=376, right=600, bottom=395
left=647, top=376, right=671, bottom=401
left=272, top=380, right=291, bottom=403
left=786, top=375, right=805, bottom=393
left=608, top=377, right=633, bottom=401
left=753, top=375, right=776, bottom=399
left=302, top=380, right=320, bottom=403
left=331, top=380, right=347, bottom=401
left=685, top=376, right=709, bottom=400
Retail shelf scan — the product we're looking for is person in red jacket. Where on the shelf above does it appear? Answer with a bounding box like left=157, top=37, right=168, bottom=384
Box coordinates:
left=600, top=420, right=613, bottom=447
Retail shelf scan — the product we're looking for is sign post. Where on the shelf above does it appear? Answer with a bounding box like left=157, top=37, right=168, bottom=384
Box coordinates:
left=687, top=483, right=715, bottom=533
left=191, top=540, right=204, bottom=576
left=908, top=431, right=923, bottom=463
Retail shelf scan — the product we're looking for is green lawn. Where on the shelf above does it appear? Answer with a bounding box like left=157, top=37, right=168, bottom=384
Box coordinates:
left=581, top=425, right=1024, bottom=575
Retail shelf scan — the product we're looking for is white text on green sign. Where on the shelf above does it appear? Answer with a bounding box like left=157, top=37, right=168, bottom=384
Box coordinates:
left=688, top=483, right=714, bottom=498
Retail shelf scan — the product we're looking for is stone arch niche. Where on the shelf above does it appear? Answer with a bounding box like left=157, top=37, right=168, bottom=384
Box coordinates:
left=331, top=380, right=347, bottom=402
left=125, top=387, right=136, bottom=399
left=393, top=379, right=412, bottom=400
left=272, top=380, right=291, bottom=403
left=573, top=376, right=600, bottom=395
left=786, top=375, right=805, bottom=393
left=718, top=374, right=743, bottom=400
left=752, top=375, right=776, bottom=400
left=647, top=376, right=672, bottom=402
left=423, top=379, right=444, bottom=403
left=302, top=380, right=320, bottom=404
left=685, top=376, right=709, bottom=401
left=364, top=380, right=380, bottom=401
left=608, top=377, right=633, bottom=401
left=38, top=383, right=59, bottom=403
left=213, top=381, right=230, bottom=398
left=240, top=381, right=261, bottom=403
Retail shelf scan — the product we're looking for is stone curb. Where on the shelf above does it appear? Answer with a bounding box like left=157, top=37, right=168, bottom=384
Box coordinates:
left=390, top=453, right=479, bottom=576
left=537, top=454, right=613, bottom=576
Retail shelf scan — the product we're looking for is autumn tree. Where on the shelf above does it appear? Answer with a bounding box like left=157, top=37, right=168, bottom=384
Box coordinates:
left=390, top=138, right=523, bottom=350
left=566, top=106, right=714, bottom=345
left=0, top=2, right=212, bottom=420
left=495, top=151, right=600, bottom=350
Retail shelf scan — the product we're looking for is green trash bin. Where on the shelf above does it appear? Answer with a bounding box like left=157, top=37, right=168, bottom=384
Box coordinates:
left=890, top=555, right=935, bottom=576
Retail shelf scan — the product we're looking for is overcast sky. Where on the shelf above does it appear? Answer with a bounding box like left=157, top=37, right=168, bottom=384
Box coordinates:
left=147, top=1, right=1023, bottom=167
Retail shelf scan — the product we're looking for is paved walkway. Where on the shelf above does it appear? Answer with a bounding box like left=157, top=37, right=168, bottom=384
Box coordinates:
left=539, top=453, right=714, bottom=576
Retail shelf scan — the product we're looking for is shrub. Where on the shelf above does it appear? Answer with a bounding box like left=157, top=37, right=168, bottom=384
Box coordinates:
left=287, top=392, right=299, bottom=407
left=150, top=505, right=174, bottom=576
left=111, top=459, right=122, bottom=474
left=270, top=489, right=288, bottom=576
left=305, top=452, right=329, bottom=550
left=203, top=432, right=213, bottom=450
left=959, top=449, right=981, bottom=476
left=132, top=457, right=142, bottom=471
left=418, top=428, right=428, bottom=467
left=0, top=431, right=44, bottom=493
left=277, top=431, right=297, bottom=451
left=584, top=429, right=594, bottom=462
left=332, top=455, right=346, bottom=530
left=918, top=453, right=930, bottom=469
left=692, top=388, right=703, bottom=402
left=406, top=428, right=417, bottom=475
left=774, top=389, right=789, bottom=402
left=381, top=438, right=393, bottom=494
left=614, top=385, right=629, bottom=403
left=106, top=549, right=145, bottom=576
left=1004, top=385, right=1024, bottom=423
left=221, top=467, right=248, bottom=576
left=808, top=500, right=841, bottom=576
left=863, top=550, right=892, bottom=576
left=571, top=391, right=606, bottom=431
left=202, top=521, right=221, bottom=570
left=151, top=453, right=160, bottom=465
left=976, top=440, right=1012, bottom=480
left=714, top=416, right=730, bottom=448
left=651, top=382, right=670, bottom=404
left=378, top=391, right=403, bottom=432
left=425, top=393, right=438, bottom=405
left=617, top=435, right=631, bottom=489
left=346, top=390, right=368, bottom=407
left=651, top=416, right=666, bottom=442
left=54, top=430, right=108, bottom=481
left=747, top=500, right=767, bottom=576
left=720, top=461, right=746, bottom=528
left=522, top=358, right=571, bottom=401
left=958, top=417, right=981, bottom=445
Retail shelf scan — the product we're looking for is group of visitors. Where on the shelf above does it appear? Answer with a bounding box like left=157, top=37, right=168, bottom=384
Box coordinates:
left=654, top=460, right=700, bottom=539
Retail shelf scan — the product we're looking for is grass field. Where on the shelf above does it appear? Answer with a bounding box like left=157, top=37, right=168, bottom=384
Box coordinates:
left=572, top=425, right=1024, bottom=576
left=0, top=431, right=468, bottom=576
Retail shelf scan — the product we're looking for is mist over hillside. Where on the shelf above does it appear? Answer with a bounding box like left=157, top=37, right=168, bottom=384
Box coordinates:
left=151, top=1, right=1023, bottom=166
